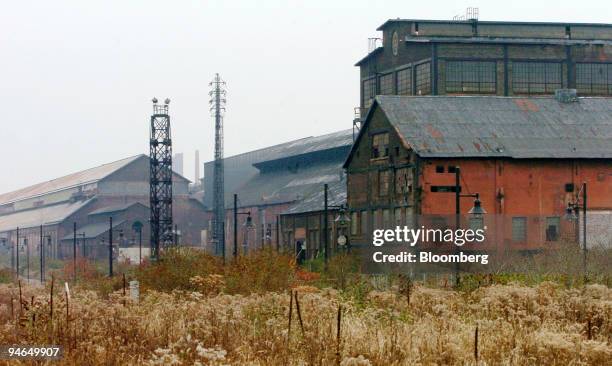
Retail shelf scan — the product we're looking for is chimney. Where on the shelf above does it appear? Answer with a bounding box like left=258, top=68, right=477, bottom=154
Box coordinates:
left=195, top=150, right=200, bottom=183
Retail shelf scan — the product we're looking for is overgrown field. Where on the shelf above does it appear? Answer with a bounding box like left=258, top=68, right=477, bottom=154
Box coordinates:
left=0, top=249, right=610, bottom=365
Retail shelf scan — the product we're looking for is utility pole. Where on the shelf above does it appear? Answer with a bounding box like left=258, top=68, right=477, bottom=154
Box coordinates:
left=233, top=194, right=238, bottom=261
left=73, top=222, right=77, bottom=282
left=210, top=73, right=227, bottom=263
left=40, top=225, right=44, bottom=283
left=109, top=217, right=113, bottom=277
left=324, top=184, right=329, bottom=267
left=16, top=227, right=19, bottom=277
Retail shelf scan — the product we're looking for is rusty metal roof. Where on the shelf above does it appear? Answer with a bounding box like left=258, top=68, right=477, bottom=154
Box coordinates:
left=282, top=178, right=346, bottom=215
left=366, top=95, right=612, bottom=159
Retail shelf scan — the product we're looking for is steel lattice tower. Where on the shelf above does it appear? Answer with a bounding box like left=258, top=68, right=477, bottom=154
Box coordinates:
left=209, top=74, right=226, bottom=260
left=149, top=98, right=173, bottom=260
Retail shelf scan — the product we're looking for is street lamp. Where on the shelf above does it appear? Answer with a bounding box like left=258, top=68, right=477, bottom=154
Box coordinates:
left=323, top=183, right=350, bottom=267
left=563, top=182, right=587, bottom=281
left=233, top=193, right=253, bottom=261
left=334, top=205, right=351, bottom=252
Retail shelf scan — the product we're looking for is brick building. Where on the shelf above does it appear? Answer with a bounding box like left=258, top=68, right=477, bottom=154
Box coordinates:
left=0, top=155, right=207, bottom=265
left=201, top=130, right=352, bottom=259
left=357, top=19, right=612, bottom=116
left=344, top=94, right=612, bottom=250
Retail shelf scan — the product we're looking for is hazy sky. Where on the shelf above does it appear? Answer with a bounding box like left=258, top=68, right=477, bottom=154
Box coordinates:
left=0, top=0, right=609, bottom=193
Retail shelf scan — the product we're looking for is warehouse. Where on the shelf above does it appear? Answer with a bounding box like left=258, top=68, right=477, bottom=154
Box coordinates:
left=0, top=155, right=207, bottom=265
left=344, top=93, right=612, bottom=250
left=356, top=19, right=612, bottom=117
left=201, top=130, right=353, bottom=258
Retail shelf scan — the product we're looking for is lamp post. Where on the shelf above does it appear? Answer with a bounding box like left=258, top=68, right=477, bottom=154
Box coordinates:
left=15, top=227, right=19, bottom=277
left=563, top=182, right=587, bottom=281
left=453, top=166, right=486, bottom=286
left=233, top=193, right=253, bottom=261
left=323, top=184, right=351, bottom=268
left=108, top=217, right=113, bottom=277
left=78, top=232, right=86, bottom=258
left=25, top=238, right=29, bottom=283
left=132, top=221, right=143, bottom=265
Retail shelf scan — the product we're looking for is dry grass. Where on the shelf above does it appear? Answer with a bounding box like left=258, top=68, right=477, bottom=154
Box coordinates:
left=0, top=273, right=610, bottom=365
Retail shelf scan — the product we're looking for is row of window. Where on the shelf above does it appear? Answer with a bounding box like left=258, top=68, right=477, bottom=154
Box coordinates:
left=362, top=61, right=612, bottom=106
left=349, top=211, right=561, bottom=243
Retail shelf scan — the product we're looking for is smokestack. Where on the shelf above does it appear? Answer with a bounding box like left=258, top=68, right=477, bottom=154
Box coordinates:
left=195, top=150, right=200, bottom=183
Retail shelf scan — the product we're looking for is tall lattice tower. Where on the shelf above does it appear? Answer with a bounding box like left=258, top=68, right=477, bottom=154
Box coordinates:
left=149, top=97, right=174, bottom=260
left=209, top=74, right=226, bottom=261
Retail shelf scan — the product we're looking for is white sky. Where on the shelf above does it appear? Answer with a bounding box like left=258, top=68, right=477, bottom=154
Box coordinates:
left=0, top=0, right=610, bottom=193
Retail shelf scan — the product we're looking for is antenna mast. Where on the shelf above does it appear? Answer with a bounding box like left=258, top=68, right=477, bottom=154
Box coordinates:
left=209, top=74, right=226, bottom=261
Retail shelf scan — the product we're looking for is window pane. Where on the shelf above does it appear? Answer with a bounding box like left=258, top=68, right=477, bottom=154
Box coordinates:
left=446, top=61, right=496, bottom=94
left=512, top=62, right=561, bottom=94
left=415, top=62, right=431, bottom=95
left=397, top=68, right=412, bottom=95
left=350, top=212, right=358, bottom=235
left=378, top=73, right=394, bottom=95
left=379, top=170, right=390, bottom=196
left=360, top=210, right=368, bottom=235
left=512, top=217, right=527, bottom=242
left=545, top=217, right=560, bottom=242
left=362, top=78, right=376, bottom=109
left=576, top=63, right=612, bottom=96
left=371, top=132, right=389, bottom=158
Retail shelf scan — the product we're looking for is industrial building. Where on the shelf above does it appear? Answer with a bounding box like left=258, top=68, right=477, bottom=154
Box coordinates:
left=344, top=94, right=612, bottom=250
left=356, top=18, right=612, bottom=117
left=0, top=155, right=207, bottom=264
left=201, top=129, right=353, bottom=259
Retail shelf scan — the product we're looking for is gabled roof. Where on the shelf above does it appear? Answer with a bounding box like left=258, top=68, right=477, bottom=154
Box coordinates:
left=0, top=155, right=190, bottom=207
left=0, top=155, right=142, bottom=206
left=0, top=199, right=94, bottom=232
left=345, top=95, right=612, bottom=166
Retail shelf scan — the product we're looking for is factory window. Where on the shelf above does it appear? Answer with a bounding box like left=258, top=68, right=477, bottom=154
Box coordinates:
left=576, top=63, right=612, bottom=95
left=371, top=132, right=389, bottom=159
left=362, top=77, right=376, bottom=109
left=379, top=170, right=390, bottom=196
left=415, top=62, right=431, bottom=95
left=360, top=210, right=367, bottom=235
left=446, top=61, right=496, bottom=94
left=448, top=166, right=457, bottom=173
left=378, top=73, right=394, bottom=95
left=512, top=217, right=527, bottom=242
left=545, top=217, right=560, bottom=242
left=512, top=62, right=562, bottom=94
left=350, top=212, right=358, bottom=236
left=396, top=67, right=412, bottom=95
left=436, top=165, right=445, bottom=173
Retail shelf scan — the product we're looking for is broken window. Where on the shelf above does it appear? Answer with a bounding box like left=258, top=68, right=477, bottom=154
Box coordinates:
left=545, top=217, right=560, bottom=242
left=371, top=132, right=389, bottom=159
left=362, top=77, right=376, bottom=109
left=379, top=170, right=390, bottom=196
left=395, top=167, right=412, bottom=198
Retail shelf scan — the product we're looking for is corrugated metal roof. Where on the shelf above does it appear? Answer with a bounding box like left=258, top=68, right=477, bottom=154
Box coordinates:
left=0, top=199, right=94, bottom=232
left=370, top=95, right=612, bottom=159
left=60, top=220, right=125, bottom=241
left=203, top=129, right=353, bottom=208
left=88, top=202, right=147, bottom=216
left=282, top=179, right=346, bottom=215
left=232, top=161, right=345, bottom=209
left=377, top=19, right=612, bottom=30
left=0, top=155, right=143, bottom=206
left=404, top=36, right=612, bottom=46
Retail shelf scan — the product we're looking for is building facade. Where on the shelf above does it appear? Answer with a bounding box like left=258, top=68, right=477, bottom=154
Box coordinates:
left=344, top=95, right=612, bottom=250
left=357, top=19, right=612, bottom=116
left=0, top=155, right=207, bottom=266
